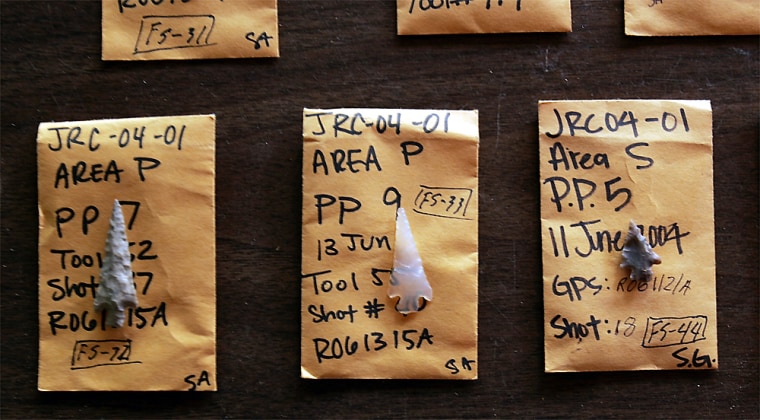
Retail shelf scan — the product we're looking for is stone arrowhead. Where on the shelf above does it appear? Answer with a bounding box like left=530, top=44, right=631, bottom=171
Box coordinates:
left=620, top=220, right=662, bottom=282
left=94, top=200, right=138, bottom=327
left=389, top=208, right=432, bottom=314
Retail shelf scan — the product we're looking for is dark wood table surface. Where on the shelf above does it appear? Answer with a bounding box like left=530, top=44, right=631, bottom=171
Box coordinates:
left=2, top=1, right=758, bottom=418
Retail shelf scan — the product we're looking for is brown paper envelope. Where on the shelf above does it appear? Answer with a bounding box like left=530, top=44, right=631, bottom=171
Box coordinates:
left=37, top=115, right=216, bottom=390
left=539, top=100, right=717, bottom=372
left=302, top=108, right=479, bottom=379
left=397, top=0, right=571, bottom=35
left=103, top=0, right=278, bottom=60
left=626, top=0, right=760, bottom=36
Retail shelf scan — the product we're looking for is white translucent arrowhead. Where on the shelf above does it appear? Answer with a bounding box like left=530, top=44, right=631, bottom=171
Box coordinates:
left=94, top=200, right=138, bottom=327
left=389, top=207, right=432, bottom=314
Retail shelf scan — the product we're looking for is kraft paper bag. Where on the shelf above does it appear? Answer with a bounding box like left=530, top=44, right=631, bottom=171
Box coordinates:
left=539, top=100, right=717, bottom=372
left=37, top=115, right=216, bottom=390
left=103, top=0, right=278, bottom=60
left=626, top=0, right=760, bottom=36
left=302, top=108, right=479, bottom=379
left=398, top=0, right=571, bottom=35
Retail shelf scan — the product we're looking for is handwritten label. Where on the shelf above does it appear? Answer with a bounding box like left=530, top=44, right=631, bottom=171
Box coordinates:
left=625, top=0, right=760, bottom=35
left=70, top=339, right=138, bottom=370
left=301, top=108, right=479, bottom=379
left=103, top=0, right=278, bottom=60
left=413, top=186, right=473, bottom=219
left=397, top=0, right=571, bottom=35
left=133, top=15, right=216, bottom=54
left=540, top=100, right=718, bottom=372
left=38, top=115, right=217, bottom=391
left=641, top=315, right=708, bottom=348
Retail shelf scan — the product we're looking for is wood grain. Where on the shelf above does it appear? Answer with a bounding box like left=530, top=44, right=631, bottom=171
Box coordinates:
left=2, top=1, right=757, bottom=417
